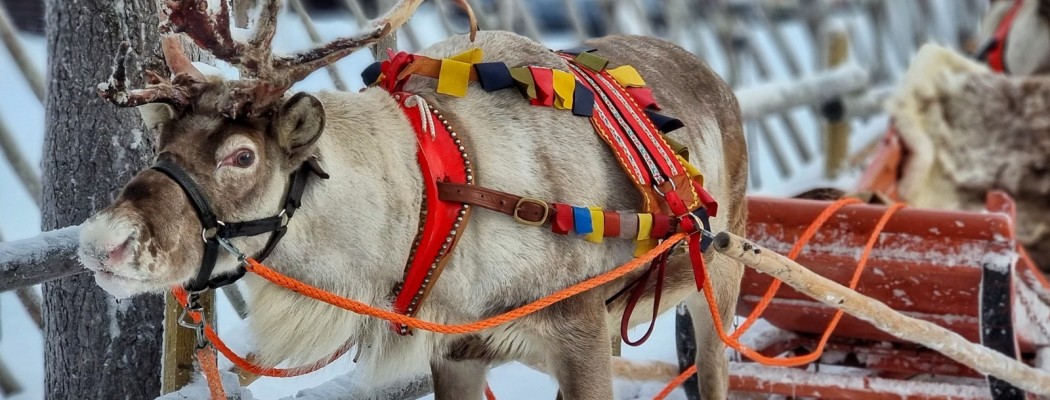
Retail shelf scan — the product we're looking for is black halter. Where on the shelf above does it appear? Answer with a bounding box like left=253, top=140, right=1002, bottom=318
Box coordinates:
left=151, top=156, right=329, bottom=292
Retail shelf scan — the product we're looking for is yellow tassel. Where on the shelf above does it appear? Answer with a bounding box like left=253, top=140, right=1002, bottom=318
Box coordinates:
left=552, top=70, right=576, bottom=110
left=585, top=207, right=604, bottom=243
left=450, top=48, right=484, bottom=64
left=606, top=65, right=646, bottom=88
left=634, top=213, right=656, bottom=256
left=677, top=155, right=705, bottom=187
left=437, top=49, right=484, bottom=97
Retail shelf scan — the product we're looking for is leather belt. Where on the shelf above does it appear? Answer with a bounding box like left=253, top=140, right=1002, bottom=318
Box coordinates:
left=437, top=182, right=551, bottom=226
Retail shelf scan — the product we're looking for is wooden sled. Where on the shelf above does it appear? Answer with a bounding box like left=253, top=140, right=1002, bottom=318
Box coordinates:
left=676, top=128, right=1050, bottom=399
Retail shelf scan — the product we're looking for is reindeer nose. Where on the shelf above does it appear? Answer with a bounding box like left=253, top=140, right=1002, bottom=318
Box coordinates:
left=79, top=214, right=141, bottom=272
left=104, top=236, right=134, bottom=267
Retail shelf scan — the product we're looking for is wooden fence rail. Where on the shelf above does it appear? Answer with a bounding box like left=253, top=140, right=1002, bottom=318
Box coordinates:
left=0, top=226, right=82, bottom=292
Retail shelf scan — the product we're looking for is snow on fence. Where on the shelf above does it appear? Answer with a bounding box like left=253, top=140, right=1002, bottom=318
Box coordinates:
left=0, top=0, right=991, bottom=398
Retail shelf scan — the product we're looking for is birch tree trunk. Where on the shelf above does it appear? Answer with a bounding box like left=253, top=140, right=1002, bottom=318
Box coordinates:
left=42, top=0, right=165, bottom=397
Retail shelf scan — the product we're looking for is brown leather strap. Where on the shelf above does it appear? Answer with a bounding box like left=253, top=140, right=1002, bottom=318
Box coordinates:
left=437, top=182, right=551, bottom=225
left=397, top=56, right=480, bottom=83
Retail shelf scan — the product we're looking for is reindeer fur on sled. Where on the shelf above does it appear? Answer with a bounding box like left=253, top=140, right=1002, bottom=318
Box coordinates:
left=889, top=44, right=1050, bottom=271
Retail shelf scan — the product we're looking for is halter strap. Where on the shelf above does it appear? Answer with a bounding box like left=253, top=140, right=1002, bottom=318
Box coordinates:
left=152, top=156, right=328, bottom=292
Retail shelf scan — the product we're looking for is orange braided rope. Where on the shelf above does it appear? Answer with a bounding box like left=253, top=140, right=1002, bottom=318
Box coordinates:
left=244, top=232, right=688, bottom=334
left=654, top=200, right=905, bottom=399
left=173, top=287, right=356, bottom=377
left=729, top=197, right=861, bottom=339
left=174, top=232, right=687, bottom=381
left=196, top=346, right=227, bottom=400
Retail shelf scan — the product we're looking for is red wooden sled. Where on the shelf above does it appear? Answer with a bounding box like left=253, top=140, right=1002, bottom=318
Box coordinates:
left=717, top=129, right=1050, bottom=399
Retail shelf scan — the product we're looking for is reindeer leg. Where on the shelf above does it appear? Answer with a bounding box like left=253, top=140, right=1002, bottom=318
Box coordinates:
left=541, top=291, right=614, bottom=400
left=684, top=252, right=744, bottom=399
left=430, top=359, right=488, bottom=400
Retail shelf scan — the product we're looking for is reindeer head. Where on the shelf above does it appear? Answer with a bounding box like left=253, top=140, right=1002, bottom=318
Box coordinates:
left=78, top=0, right=431, bottom=298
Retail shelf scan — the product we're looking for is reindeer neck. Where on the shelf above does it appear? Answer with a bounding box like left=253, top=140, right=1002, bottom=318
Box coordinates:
left=264, top=88, right=425, bottom=294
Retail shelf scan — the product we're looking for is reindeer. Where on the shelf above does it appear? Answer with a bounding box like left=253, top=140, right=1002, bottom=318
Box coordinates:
left=76, top=0, right=748, bottom=398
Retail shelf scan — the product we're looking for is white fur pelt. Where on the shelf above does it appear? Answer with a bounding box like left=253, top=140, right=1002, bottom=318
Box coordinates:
left=887, top=43, right=1050, bottom=270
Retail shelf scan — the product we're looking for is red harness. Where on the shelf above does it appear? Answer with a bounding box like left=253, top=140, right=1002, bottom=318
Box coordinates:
left=375, top=49, right=717, bottom=340
left=982, top=0, right=1025, bottom=73
left=390, top=92, right=474, bottom=335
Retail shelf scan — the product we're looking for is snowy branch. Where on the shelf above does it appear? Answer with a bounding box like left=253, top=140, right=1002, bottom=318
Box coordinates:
left=0, top=226, right=83, bottom=292
left=737, top=64, right=870, bottom=119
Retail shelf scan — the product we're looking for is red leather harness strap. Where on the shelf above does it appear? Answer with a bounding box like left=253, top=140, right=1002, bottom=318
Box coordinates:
left=390, top=93, right=474, bottom=335
left=983, top=0, right=1025, bottom=73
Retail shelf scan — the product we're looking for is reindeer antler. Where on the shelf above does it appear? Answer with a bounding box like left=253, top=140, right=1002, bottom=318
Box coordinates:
left=101, top=0, right=432, bottom=118
left=98, top=37, right=208, bottom=109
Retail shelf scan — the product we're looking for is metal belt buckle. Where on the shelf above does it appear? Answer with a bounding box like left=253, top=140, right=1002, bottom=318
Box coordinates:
left=513, top=197, right=549, bottom=227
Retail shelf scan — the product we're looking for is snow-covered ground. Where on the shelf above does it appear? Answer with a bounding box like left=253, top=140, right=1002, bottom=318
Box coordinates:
left=0, top=2, right=971, bottom=399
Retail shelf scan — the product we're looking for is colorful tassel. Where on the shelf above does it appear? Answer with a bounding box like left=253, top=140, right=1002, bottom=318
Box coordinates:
left=529, top=67, right=555, bottom=107
left=585, top=207, right=605, bottom=243
left=607, top=65, right=646, bottom=87
left=572, top=206, right=593, bottom=235
left=552, top=70, right=576, bottom=110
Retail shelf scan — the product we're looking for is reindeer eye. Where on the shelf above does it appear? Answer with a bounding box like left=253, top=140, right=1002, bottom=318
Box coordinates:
left=233, top=149, right=255, bottom=168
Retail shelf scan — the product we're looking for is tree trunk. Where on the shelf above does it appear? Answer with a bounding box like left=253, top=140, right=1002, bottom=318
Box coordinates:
left=42, top=0, right=166, bottom=398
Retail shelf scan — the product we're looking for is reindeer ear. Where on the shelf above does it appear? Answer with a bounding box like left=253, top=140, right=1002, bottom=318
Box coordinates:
left=273, top=92, right=325, bottom=156
left=138, top=103, right=175, bottom=131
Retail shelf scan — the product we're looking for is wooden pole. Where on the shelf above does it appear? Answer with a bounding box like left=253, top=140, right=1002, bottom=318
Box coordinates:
left=744, top=31, right=813, bottom=164
left=735, top=65, right=869, bottom=119
left=0, top=115, right=41, bottom=205
left=0, top=226, right=83, bottom=291
left=0, top=356, right=22, bottom=397
left=712, top=231, right=1050, bottom=396
left=161, top=290, right=216, bottom=394
left=0, top=1, right=45, bottom=103
left=822, top=22, right=851, bottom=179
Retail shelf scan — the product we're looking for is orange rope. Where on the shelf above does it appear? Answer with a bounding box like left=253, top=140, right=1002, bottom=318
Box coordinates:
left=730, top=197, right=861, bottom=339
left=173, top=287, right=356, bottom=378
left=177, top=198, right=904, bottom=399
left=713, top=202, right=904, bottom=366
left=653, top=364, right=696, bottom=400
left=654, top=200, right=905, bottom=399
left=244, top=232, right=688, bottom=334
left=174, top=232, right=687, bottom=380
left=196, top=346, right=227, bottom=400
